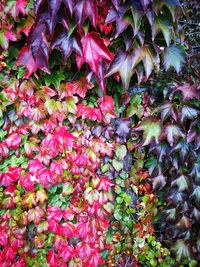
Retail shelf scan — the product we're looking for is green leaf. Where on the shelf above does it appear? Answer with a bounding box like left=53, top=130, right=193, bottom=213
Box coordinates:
left=62, top=182, right=74, bottom=196
left=114, top=209, right=122, bottom=220
left=131, top=9, right=143, bottom=35
left=44, top=71, right=65, bottom=89
left=116, top=144, right=127, bottom=160
left=112, top=159, right=123, bottom=171
left=172, top=240, right=192, bottom=262
left=63, top=96, right=77, bottom=114
left=0, top=31, right=8, bottom=50
left=141, top=47, right=160, bottom=78
left=0, top=129, right=7, bottom=141
left=153, top=16, right=172, bottom=46
left=164, top=44, right=185, bottom=73
left=101, top=163, right=110, bottom=173
left=135, top=118, right=162, bottom=145
left=45, top=99, right=62, bottom=114
left=106, top=231, right=114, bottom=244
left=172, top=174, right=190, bottom=192
left=164, top=208, right=177, bottom=222
left=17, top=66, right=26, bottom=79
left=126, top=94, right=143, bottom=118
left=106, top=50, right=140, bottom=90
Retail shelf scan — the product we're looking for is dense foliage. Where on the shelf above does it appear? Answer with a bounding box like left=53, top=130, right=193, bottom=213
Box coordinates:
left=0, top=0, right=199, bottom=266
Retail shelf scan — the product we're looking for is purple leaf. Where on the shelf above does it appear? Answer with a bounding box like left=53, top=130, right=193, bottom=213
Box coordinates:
left=51, top=26, right=82, bottom=61
left=74, top=0, right=98, bottom=27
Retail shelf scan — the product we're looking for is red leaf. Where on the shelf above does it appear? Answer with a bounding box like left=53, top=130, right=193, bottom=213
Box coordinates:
left=76, top=221, right=90, bottom=238
left=81, top=32, right=114, bottom=75
left=1, top=167, right=22, bottom=187
left=5, top=133, right=21, bottom=149
left=17, top=15, right=34, bottom=36
left=98, top=95, right=116, bottom=115
left=47, top=206, right=63, bottom=222
left=28, top=159, right=44, bottom=173
left=96, top=176, right=114, bottom=192
left=99, top=23, right=114, bottom=35
left=77, top=103, right=102, bottom=122
left=76, top=242, right=95, bottom=259
left=57, top=244, right=75, bottom=262
left=4, top=31, right=17, bottom=42
left=16, top=0, right=27, bottom=16
left=66, top=78, right=94, bottom=98
left=0, top=231, right=8, bottom=246
left=47, top=250, right=59, bottom=267
left=3, top=246, right=16, bottom=262
left=86, top=251, right=105, bottom=267
left=0, top=141, right=9, bottom=158
left=76, top=53, right=85, bottom=70
left=60, top=222, right=76, bottom=237
left=12, top=258, right=27, bottom=267
left=27, top=206, right=45, bottom=225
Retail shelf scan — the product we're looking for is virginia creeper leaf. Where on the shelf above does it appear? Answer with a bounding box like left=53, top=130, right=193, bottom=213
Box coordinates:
left=81, top=32, right=114, bottom=75
left=164, top=44, right=185, bottom=73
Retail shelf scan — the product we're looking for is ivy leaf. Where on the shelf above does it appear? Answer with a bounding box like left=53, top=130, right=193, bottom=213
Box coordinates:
left=164, top=208, right=177, bottom=222
left=190, top=159, right=200, bottom=180
left=151, top=142, right=170, bottom=162
left=48, top=0, right=62, bottom=26
left=131, top=9, right=143, bottom=35
left=81, top=32, right=114, bottom=75
left=28, top=206, right=45, bottom=225
left=135, top=118, right=162, bottom=145
left=5, top=0, right=27, bottom=20
left=5, top=133, right=22, bottom=149
left=171, top=140, right=190, bottom=161
left=47, top=250, right=59, bottom=266
left=63, top=0, right=75, bottom=15
left=159, top=102, right=178, bottom=121
left=164, top=44, right=185, bottom=73
left=84, top=187, right=99, bottom=205
left=0, top=31, right=10, bottom=50
left=114, top=119, right=131, bottom=143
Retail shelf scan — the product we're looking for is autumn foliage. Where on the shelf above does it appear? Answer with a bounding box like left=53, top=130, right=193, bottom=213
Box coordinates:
left=0, top=0, right=199, bottom=267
